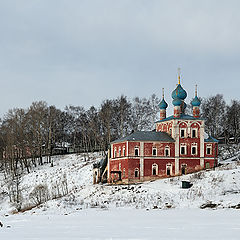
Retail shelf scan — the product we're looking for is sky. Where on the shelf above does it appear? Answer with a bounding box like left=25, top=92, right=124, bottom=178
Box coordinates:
left=0, top=0, right=239, bottom=117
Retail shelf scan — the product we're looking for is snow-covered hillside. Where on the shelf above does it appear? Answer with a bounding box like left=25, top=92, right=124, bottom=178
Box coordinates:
left=1, top=152, right=240, bottom=216
left=0, top=152, right=240, bottom=239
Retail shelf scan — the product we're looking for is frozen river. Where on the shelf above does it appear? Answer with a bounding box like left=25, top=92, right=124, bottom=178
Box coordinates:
left=1, top=208, right=240, bottom=240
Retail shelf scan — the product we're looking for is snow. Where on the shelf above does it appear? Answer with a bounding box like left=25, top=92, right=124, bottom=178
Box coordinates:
left=1, top=150, right=240, bottom=239
left=1, top=209, right=240, bottom=239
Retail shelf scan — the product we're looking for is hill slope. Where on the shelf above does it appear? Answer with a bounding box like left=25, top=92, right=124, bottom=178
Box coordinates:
left=0, top=153, right=240, bottom=215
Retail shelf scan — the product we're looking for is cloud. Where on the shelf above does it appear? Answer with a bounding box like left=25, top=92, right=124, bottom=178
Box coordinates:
left=0, top=0, right=239, bottom=116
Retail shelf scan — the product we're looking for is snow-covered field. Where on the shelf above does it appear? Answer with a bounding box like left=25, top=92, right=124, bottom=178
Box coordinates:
left=1, top=209, right=240, bottom=239
left=0, top=151, right=240, bottom=239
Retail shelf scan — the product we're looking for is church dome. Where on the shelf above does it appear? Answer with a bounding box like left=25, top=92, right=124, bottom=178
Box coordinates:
left=172, top=97, right=182, bottom=106
left=158, top=98, right=168, bottom=109
left=191, top=96, right=201, bottom=107
left=172, top=84, right=187, bottom=100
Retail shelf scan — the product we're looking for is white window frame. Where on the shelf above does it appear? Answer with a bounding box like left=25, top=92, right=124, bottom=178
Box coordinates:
left=134, top=168, right=139, bottom=178
left=206, top=144, right=212, bottom=155
left=192, top=128, right=198, bottom=138
left=191, top=143, right=197, bottom=155
left=166, top=164, right=172, bottom=176
left=165, top=146, right=170, bottom=157
left=135, top=147, right=139, bottom=156
left=114, top=147, right=117, bottom=158
left=152, top=147, right=157, bottom=156
left=180, top=128, right=186, bottom=138
left=123, top=147, right=126, bottom=156
left=119, top=163, right=121, bottom=170
left=180, top=144, right=187, bottom=155
left=152, top=163, right=158, bottom=176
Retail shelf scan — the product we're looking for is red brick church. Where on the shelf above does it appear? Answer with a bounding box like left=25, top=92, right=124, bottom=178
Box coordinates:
left=106, top=75, right=218, bottom=184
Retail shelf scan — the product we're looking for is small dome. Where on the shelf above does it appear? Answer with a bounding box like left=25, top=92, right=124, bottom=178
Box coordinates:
left=172, top=98, right=182, bottom=106
left=172, top=84, right=187, bottom=100
left=191, top=96, right=201, bottom=107
left=159, top=98, right=168, bottom=109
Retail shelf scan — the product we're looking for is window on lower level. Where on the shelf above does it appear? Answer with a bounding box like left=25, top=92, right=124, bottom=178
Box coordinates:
left=134, top=168, right=139, bottom=178
left=206, top=145, right=212, bottom=155
left=166, top=164, right=172, bottom=176
left=152, top=164, right=158, bottom=176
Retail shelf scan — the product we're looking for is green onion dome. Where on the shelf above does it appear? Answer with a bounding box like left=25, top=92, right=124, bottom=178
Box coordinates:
left=172, top=84, right=187, bottom=100
left=158, top=98, right=168, bottom=109
left=172, top=97, right=182, bottom=106
left=191, top=96, right=201, bottom=107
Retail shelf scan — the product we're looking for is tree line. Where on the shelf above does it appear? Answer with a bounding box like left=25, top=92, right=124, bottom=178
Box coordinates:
left=0, top=93, right=239, bottom=175
left=0, top=95, right=160, bottom=174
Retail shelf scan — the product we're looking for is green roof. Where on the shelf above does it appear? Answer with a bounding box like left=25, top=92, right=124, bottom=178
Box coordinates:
left=156, top=114, right=205, bottom=123
left=204, top=136, right=219, bottom=143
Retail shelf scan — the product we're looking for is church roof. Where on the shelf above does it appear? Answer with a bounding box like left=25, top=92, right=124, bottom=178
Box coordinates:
left=111, top=131, right=175, bottom=143
left=155, top=114, right=205, bottom=123
left=204, top=136, right=219, bottom=143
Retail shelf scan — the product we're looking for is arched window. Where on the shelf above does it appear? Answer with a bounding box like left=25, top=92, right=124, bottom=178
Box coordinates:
left=165, top=146, right=170, bottom=156
left=166, top=164, right=172, bottom=176
left=114, top=148, right=117, bottom=158
left=152, top=163, right=158, bottom=176
left=123, top=147, right=126, bottom=156
left=119, top=147, right=121, bottom=157
left=134, top=168, right=139, bottom=178
left=152, top=147, right=157, bottom=156
left=135, top=147, right=139, bottom=156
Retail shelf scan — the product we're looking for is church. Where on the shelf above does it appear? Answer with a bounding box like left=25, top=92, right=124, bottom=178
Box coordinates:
left=107, top=74, right=218, bottom=184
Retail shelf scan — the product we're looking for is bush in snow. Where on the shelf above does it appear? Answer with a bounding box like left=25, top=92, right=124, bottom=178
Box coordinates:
left=29, top=184, right=50, bottom=206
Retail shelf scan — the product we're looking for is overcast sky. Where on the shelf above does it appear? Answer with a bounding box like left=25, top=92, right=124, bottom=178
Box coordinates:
left=0, top=0, right=239, bottom=116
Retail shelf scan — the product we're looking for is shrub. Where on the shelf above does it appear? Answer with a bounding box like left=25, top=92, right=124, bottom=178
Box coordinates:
left=29, top=184, right=49, bottom=206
